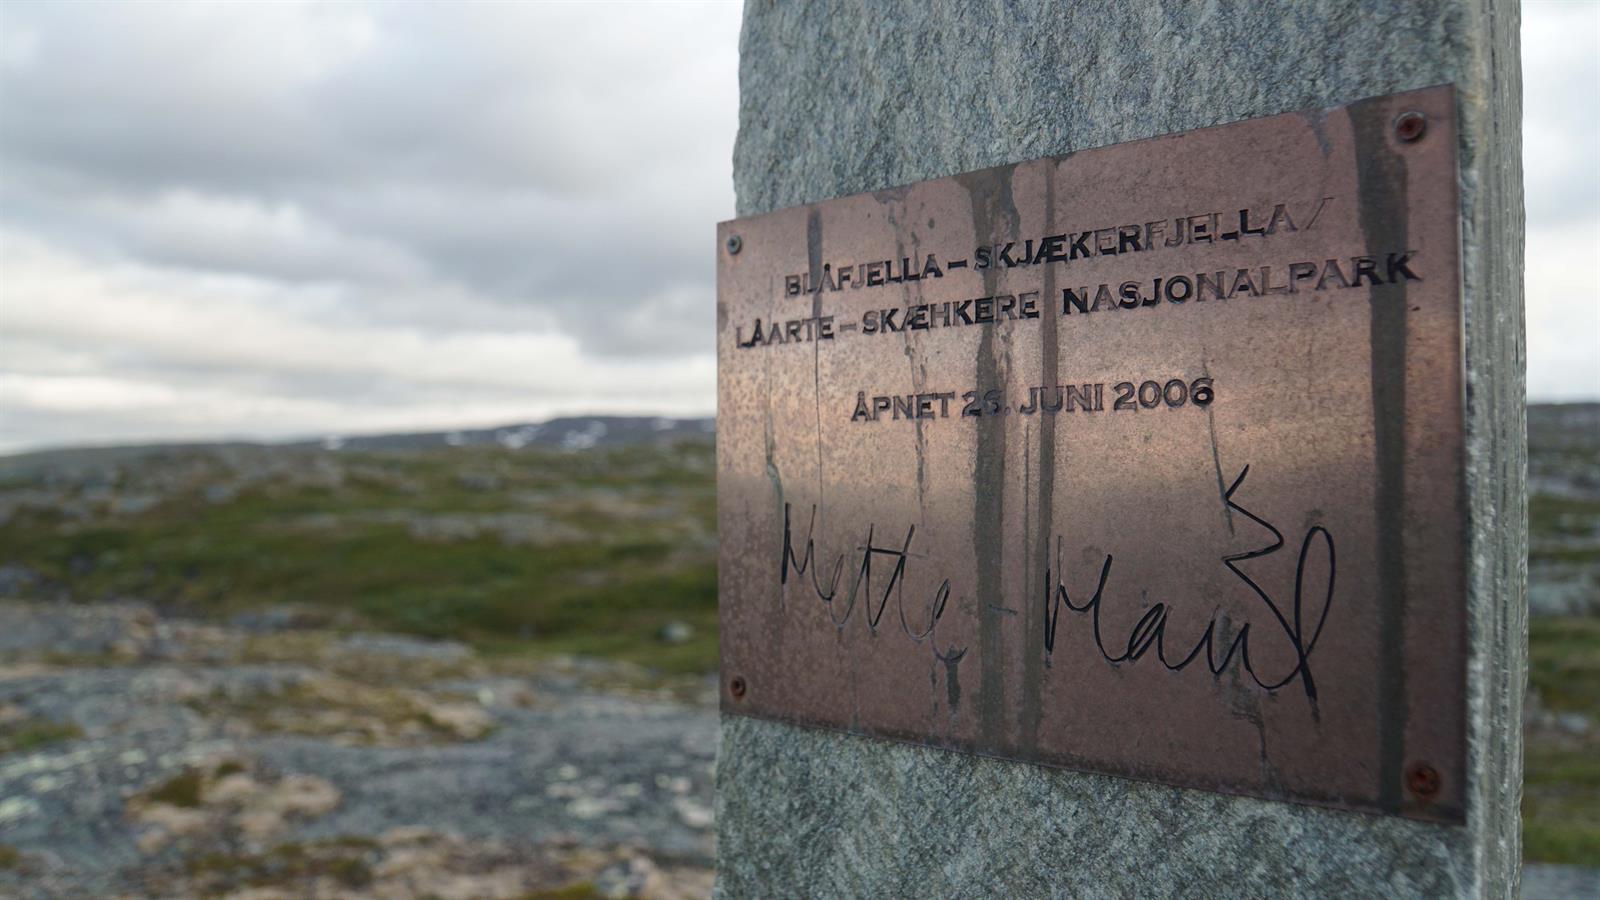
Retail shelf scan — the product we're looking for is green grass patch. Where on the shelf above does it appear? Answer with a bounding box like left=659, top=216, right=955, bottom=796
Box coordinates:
left=1527, top=744, right=1600, bottom=791
left=144, top=768, right=206, bottom=808
left=0, top=442, right=720, bottom=674
left=187, top=838, right=378, bottom=892
left=1524, top=617, right=1600, bottom=865
left=1532, top=545, right=1600, bottom=565
left=1524, top=741, right=1600, bottom=865
left=519, top=884, right=604, bottom=900
left=1523, top=743, right=1600, bottom=864
left=0, top=718, right=82, bottom=756
left=1529, top=493, right=1600, bottom=565
left=1529, top=617, right=1600, bottom=714
left=1524, top=819, right=1600, bottom=866
left=1531, top=495, right=1600, bottom=535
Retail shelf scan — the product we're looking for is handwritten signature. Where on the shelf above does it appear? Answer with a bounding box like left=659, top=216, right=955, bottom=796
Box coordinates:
left=777, top=465, right=1335, bottom=705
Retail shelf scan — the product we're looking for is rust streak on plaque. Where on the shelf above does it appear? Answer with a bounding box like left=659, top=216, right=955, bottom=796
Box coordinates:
left=1023, top=161, right=1060, bottom=754
left=1353, top=94, right=1413, bottom=814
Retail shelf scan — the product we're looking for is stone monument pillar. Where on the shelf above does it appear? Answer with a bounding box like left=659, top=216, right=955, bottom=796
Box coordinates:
left=716, top=1, right=1523, bottom=896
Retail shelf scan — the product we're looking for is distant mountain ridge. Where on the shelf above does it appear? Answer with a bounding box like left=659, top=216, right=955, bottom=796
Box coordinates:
left=313, top=415, right=715, bottom=452
left=4, top=403, right=1594, bottom=478
left=0, top=415, right=716, bottom=477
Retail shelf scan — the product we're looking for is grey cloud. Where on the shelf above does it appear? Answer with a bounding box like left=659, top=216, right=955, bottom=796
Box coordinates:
left=0, top=1, right=737, bottom=360
left=1523, top=2, right=1600, bottom=225
left=0, top=1, right=1594, bottom=451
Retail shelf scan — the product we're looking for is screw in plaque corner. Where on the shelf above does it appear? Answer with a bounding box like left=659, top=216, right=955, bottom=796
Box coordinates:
left=1405, top=762, right=1442, bottom=800
left=1394, top=111, right=1427, bottom=143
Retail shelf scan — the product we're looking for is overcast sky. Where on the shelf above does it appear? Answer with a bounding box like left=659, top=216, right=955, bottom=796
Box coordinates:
left=0, top=1, right=1595, bottom=453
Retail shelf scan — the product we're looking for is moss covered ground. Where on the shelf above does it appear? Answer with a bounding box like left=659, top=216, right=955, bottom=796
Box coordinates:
left=2, top=431, right=1598, bottom=865
left=0, top=441, right=718, bottom=674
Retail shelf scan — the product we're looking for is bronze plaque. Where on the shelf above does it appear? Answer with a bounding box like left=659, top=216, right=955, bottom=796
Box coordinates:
left=715, top=86, right=1465, bottom=823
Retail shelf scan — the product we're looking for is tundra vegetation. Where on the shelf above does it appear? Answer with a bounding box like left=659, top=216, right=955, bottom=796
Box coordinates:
left=0, top=406, right=1595, bottom=892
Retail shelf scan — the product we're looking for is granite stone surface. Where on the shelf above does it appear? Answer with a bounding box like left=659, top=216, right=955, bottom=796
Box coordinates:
left=720, top=1, right=1524, bottom=897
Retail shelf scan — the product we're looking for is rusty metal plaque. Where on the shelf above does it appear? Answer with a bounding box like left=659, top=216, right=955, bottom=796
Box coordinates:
left=715, top=86, right=1465, bottom=823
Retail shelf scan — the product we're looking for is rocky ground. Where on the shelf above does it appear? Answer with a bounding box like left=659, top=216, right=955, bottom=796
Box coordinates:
left=0, top=407, right=1595, bottom=896
left=0, top=602, right=716, bottom=898
left=2, top=601, right=1596, bottom=899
